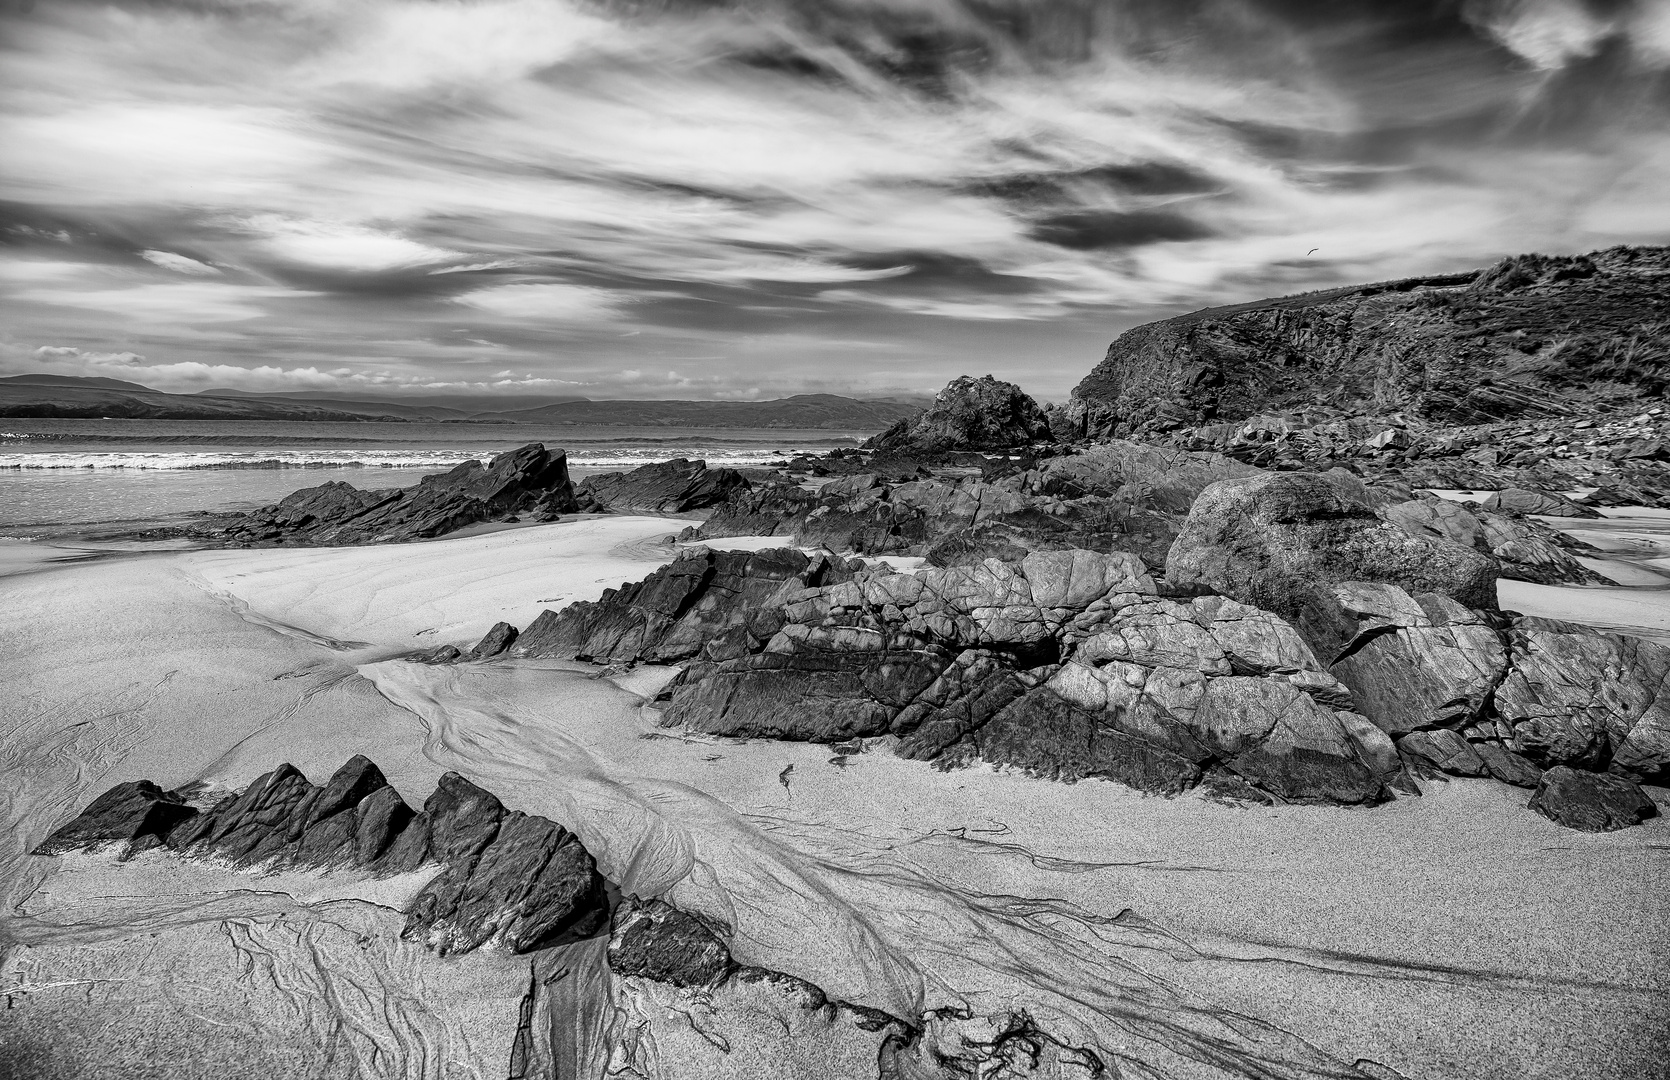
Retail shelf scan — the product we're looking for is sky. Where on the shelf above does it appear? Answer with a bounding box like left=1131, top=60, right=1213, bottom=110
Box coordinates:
left=2, top=0, right=1668, bottom=403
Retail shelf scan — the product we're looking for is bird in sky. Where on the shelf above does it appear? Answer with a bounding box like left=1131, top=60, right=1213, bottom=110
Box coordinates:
left=1307, top=248, right=1320, bottom=255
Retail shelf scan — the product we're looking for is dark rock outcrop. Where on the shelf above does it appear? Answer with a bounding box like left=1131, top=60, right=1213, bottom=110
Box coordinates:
left=1481, top=487, right=1600, bottom=518
left=189, top=443, right=580, bottom=546
left=1072, top=245, right=1670, bottom=433
left=30, top=780, right=198, bottom=857
left=864, top=375, right=1050, bottom=453
left=34, top=757, right=608, bottom=955
left=575, top=457, right=750, bottom=515
left=607, top=897, right=736, bottom=988
left=687, top=439, right=1257, bottom=572
left=1163, top=472, right=1499, bottom=655
left=546, top=548, right=1405, bottom=804
left=1528, top=767, right=1659, bottom=832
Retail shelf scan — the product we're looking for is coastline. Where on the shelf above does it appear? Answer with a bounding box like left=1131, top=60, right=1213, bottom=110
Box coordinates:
left=3, top=514, right=1666, bottom=1078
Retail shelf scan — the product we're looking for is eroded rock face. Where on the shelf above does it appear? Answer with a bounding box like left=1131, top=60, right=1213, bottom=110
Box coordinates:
left=865, top=375, right=1051, bottom=453
left=34, top=757, right=608, bottom=955
left=1164, top=472, right=1499, bottom=654
left=576, top=458, right=750, bottom=515
left=1528, top=767, right=1659, bottom=832
left=644, top=549, right=1404, bottom=803
left=190, top=443, right=580, bottom=546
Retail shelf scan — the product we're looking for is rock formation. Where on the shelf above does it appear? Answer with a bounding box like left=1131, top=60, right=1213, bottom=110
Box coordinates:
left=1071, top=245, right=1670, bottom=433
left=864, top=374, right=1051, bottom=453
left=1527, top=767, right=1660, bottom=832
left=34, top=757, right=609, bottom=955
left=186, top=443, right=580, bottom=546
left=489, top=548, right=1409, bottom=805
left=574, top=457, right=750, bottom=514
left=1164, top=472, right=1500, bottom=654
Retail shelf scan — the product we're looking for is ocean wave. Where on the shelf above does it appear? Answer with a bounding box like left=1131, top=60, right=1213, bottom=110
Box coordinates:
left=0, top=446, right=810, bottom=471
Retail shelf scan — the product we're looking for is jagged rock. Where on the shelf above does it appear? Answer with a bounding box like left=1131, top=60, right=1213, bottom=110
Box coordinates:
left=514, top=548, right=858, bottom=663
left=1492, top=618, right=1670, bottom=782
left=36, top=758, right=608, bottom=956
left=648, top=549, right=1403, bottom=804
left=193, top=443, right=580, bottom=546
left=865, top=375, right=1050, bottom=453
left=1528, top=767, right=1659, bottom=832
left=1474, top=743, right=1544, bottom=788
left=1163, top=472, right=1499, bottom=656
left=1396, top=729, right=1488, bottom=777
left=1323, top=583, right=1507, bottom=735
left=575, top=457, right=750, bottom=515
left=1383, top=498, right=1606, bottom=585
left=607, top=897, right=735, bottom=988
left=1481, top=487, right=1600, bottom=519
left=30, top=780, right=197, bottom=858
left=470, top=621, right=519, bottom=659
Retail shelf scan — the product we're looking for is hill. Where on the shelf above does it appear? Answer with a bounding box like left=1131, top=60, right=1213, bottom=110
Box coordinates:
left=1069, top=245, right=1670, bottom=435
left=475, top=394, right=923, bottom=429
left=0, top=383, right=409, bottom=422
left=0, top=373, right=163, bottom=394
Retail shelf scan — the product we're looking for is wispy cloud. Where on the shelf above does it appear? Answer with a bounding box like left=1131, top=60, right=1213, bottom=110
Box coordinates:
left=1, top=0, right=1666, bottom=400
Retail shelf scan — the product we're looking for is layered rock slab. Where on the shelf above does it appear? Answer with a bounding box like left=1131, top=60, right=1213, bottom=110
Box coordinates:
left=189, top=443, right=580, bottom=546
left=33, top=757, right=608, bottom=955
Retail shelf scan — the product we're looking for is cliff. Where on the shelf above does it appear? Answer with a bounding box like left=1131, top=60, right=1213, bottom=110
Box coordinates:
left=1069, top=245, right=1670, bottom=436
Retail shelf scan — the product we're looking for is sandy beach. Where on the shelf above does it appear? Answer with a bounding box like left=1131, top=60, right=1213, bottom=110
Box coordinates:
left=1, top=518, right=1665, bottom=1080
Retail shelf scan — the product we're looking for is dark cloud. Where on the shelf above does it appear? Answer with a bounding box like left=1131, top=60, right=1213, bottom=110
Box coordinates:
left=1027, top=211, right=1217, bottom=251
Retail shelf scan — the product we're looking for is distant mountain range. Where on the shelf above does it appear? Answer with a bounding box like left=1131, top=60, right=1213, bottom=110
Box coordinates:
left=0, top=374, right=927, bottom=428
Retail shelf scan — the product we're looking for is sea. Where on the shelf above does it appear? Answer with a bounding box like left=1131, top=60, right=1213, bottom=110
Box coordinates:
left=0, top=418, right=867, bottom=540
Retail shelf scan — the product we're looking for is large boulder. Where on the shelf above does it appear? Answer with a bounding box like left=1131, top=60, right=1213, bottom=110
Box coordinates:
left=576, top=457, right=749, bottom=515
left=35, top=757, right=608, bottom=955
left=864, top=375, right=1050, bottom=453
left=1528, top=767, right=1659, bottom=831
left=195, top=443, right=580, bottom=545
left=1164, top=472, right=1499, bottom=656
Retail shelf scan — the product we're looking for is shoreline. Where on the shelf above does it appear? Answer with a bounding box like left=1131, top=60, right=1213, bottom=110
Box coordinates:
left=4, top=513, right=1667, bottom=1079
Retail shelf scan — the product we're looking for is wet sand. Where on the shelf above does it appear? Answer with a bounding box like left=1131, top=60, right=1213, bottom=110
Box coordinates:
left=2, top=519, right=1666, bottom=1079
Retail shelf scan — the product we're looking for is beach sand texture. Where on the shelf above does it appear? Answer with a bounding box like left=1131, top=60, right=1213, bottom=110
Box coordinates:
left=1, top=519, right=1666, bottom=1079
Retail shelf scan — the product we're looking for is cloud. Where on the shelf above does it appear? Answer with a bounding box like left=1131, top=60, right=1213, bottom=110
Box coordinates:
left=1464, top=0, right=1616, bottom=69
left=452, top=282, right=631, bottom=321
left=241, top=215, right=461, bottom=271
left=0, top=0, right=1666, bottom=400
left=140, top=250, right=221, bottom=275
left=12, top=282, right=322, bottom=323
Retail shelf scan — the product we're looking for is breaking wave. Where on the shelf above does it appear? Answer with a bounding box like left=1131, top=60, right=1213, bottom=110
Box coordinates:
left=0, top=445, right=831, bottom=471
